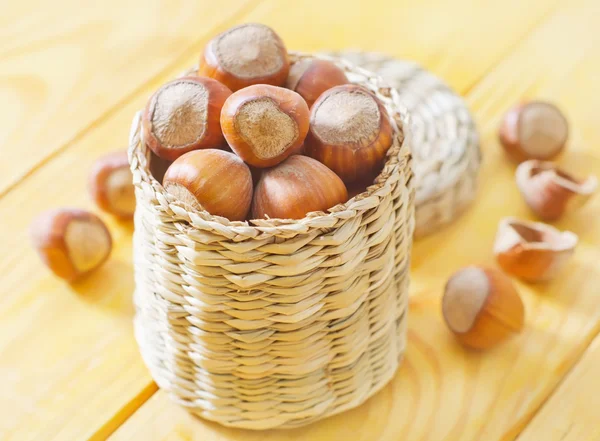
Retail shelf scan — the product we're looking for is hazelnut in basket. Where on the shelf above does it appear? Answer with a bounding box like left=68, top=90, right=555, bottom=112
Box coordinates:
left=163, top=149, right=253, bottom=221
left=143, top=76, right=232, bottom=161
left=252, top=155, right=348, bottom=220
left=220, top=84, right=309, bottom=168
left=305, top=84, right=394, bottom=184
left=199, top=23, right=290, bottom=91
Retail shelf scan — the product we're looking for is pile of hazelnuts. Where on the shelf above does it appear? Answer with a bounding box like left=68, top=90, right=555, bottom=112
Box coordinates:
left=144, top=23, right=394, bottom=222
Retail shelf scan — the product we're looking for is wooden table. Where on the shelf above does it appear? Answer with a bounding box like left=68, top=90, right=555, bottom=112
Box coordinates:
left=2, top=0, right=600, bottom=439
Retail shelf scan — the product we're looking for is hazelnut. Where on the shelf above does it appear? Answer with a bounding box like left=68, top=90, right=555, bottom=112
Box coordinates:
left=494, top=217, right=578, bottom=283
left=199, top=23, right=289, bottom=92
left=148, top=150, right=172, bottom=183
left=249, top=165, right=263, bottom=187
left=30, top=209, right=112, bottom=281
left=89, top=151, right=135, bottom=219
left=499, top=101, right=568, bottom=163
left=252, top=155, right=348, bottom=220
left=163, top=149, right=253, bottom=221
left=220, top=84, right=309, bottom=168
left=143, top=76, right=232, bottom=161
left=516, top=160, right=597, bottom=221
left=285, top=59, right=348, bottom=107
left=442, top=266, right=525, bottom=350
left=346, top=179, right=371, bottom=201
left=305, top=84, right=393, bottom=184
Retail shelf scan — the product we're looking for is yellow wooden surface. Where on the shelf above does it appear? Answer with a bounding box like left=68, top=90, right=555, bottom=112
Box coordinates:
left=0, top=0, right=258, bottom=196
left=516, top=333, right=600, bottom=441
left=1, top=0, right=599, bottom=440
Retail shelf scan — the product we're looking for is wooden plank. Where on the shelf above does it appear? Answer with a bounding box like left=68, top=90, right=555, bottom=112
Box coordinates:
left=219, top=0, right=564, bottom=93
left=107, top=0, right=600, bottom=440
left=0, top=0, right=571, bottom=439
left=0, top=0, right=258, bottom=196
left=516, top=334, right=600, bottom=441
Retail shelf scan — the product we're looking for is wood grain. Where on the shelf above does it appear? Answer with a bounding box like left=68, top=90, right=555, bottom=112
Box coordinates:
left=0, top=0, right=594, bottom=440
left=243, top=0, right=563, bottom=93
left=0, top=0, right=258, bottom=197
left=516, top=334, right=600, bottom=441
left=107, top=0, right=600, bottom=439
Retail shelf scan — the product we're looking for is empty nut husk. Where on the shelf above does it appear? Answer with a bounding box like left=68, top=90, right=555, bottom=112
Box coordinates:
left=494, top=217, right=578, bottom=282
left=516, top=160, right=597, bottom=221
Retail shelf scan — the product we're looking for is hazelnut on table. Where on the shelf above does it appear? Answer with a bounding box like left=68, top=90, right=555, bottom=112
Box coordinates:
left=30, top=209, right=112, bottom=281
left=89, top=151, right=135, bottom=219
left=499, top=101, right=568, bottom=163
left=442, top=266, right=525, bottom=350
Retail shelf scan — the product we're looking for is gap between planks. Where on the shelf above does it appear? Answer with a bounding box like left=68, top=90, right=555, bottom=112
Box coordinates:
left=514, top=330, right=600, bottom=441
left=88, top=382, right=158, bottom=441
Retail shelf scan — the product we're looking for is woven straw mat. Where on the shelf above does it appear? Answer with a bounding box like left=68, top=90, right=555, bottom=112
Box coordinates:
left=326, top=51, right=481, bottom=237
left=129, top=52, right=414, bottom=430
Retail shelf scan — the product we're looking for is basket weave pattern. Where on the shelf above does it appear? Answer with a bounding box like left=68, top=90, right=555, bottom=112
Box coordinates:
left=326, top=51, right=481, bottom=237
left=129, top=53, right=414, bottom=429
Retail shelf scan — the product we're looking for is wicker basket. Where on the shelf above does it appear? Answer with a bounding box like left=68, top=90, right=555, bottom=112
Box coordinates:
left=326, top=51, right=481, bottom=238
left=129, top=52, right=414, bottom=430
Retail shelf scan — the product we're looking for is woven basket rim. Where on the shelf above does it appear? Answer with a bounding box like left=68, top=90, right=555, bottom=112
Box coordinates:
left=128, top=51, right=412, bottom=235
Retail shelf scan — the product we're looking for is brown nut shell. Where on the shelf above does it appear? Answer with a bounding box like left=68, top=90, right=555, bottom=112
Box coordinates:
left=148, top=150, right=172, bottom=183
left=89, top=151, right=135, bottom=219
left=305, top=84, right=393, bottom=184
left=220, top=85, right=309, bottom=168
left=143, top=76, right=232, bottom=161
left=442, top=266, right=525, bottom=350
left=251, top=155, right=348, bottom=220
left=494, top=217, right=578, bottom=282
left=499, top=101, right=568, bottom=163
left=249, top=165, right=263, bottom=187
left=347, top=181, right=371, bottom=201
left=30, top=209, right=113, bottom=281
left=285, top=59, right=348, bottom=107
left=199, top=23, right=289, bottom=92
left=163, top=149, right=253, bottom=221
left=516, top=160, right=597, bottom=221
